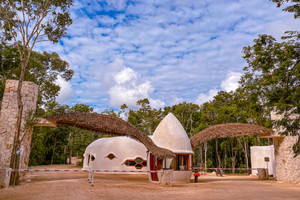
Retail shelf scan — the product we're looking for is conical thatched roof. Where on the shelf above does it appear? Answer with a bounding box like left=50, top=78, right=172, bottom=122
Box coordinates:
left=190, top=123, right=274, bottom=149
left=45, top=113, right=175, bottom=159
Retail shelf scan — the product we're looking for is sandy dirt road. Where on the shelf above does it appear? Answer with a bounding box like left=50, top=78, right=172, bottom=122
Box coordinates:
left=0, top=165, right=299, bottom=200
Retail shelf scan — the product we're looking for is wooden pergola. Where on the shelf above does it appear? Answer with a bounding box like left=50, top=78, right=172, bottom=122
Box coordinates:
left=42, top=112, right=175, bottom=159
left=190, top=123, right=274, bottom=149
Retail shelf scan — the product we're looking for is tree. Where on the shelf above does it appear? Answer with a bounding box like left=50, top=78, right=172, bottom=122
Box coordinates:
left=0, top=0, right=73, bottom=185
left=127, top=98, right=163, bottom=135
left=241, top=34, right=300, bottom=154
left=270, top=1, right=300, bottom=40
left=0, top=42, right=73, bottom=112
left=0, top=0, right=73, bottom=108
left=270, top=0, right=300, bottom=18
left=164, top=102, right=200, bottom=137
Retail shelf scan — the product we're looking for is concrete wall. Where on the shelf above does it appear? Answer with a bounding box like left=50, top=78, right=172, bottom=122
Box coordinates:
left=0, top=80, right=38, bottom=187
left=271, top=111, right=300, bottom=183
left=250, top=145, right=276, bottom=177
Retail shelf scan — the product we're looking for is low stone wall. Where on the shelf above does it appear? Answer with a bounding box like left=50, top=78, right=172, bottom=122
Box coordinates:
left=160, top=170, right=173, bottom=186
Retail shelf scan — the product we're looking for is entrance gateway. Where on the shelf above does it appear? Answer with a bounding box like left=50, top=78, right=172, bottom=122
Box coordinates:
left=1, top=79, right=299, bottom=187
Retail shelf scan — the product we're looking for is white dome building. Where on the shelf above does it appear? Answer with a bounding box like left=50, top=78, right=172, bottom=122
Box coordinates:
left=82, top=113, right=194, bottom=183
left=148, top=113, right=194, bottom=183
left=83, top=136, right=148, bottom=172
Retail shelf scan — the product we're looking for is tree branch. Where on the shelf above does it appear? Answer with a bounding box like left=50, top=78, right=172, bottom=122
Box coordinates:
left=35, top=39, right=50, bottom=43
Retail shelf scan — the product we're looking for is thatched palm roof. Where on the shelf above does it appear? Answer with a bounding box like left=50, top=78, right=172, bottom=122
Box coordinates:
left=190, top=123, right=274, bottom=149
left=45, top=113, right=175, bottom=159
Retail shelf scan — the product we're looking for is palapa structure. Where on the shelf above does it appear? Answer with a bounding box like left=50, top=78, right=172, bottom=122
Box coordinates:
left=44, top=113, right=175, bottom=159
left=190, top=123, right=274, bottom=149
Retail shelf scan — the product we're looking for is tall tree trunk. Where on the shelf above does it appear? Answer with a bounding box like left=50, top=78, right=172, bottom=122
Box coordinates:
left=9, top=50, right=32, bottom=185
left=69, top=149, right=72, bottom=165
left=9, top=105, right=23, bottom=186
left=238, top=138, right=249, bottom=170
left=224, top=147, right=227, bottom=168
left=232, top=157, right=236, bottom=174
left=67, top=132, right=73, bottom=164
left=197, top=144, right=203, bottom=167
left=51, top=135, right=57, bottom=165
left=230, top=139, right=238, bottom=174
left=216, top=139, right=221, bottom=168
left=257, top=137, right=261, bottom=146
left=244, top=141, right=249, bottom=169
left=189, top=113, right=193, bottom=137
left=63, top=145, right=67, bottom=164
left=204, top=141, right=207, bottom=172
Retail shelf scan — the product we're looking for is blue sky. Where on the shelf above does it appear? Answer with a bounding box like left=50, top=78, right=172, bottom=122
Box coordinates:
left=37, top=0, right=299, bottom=112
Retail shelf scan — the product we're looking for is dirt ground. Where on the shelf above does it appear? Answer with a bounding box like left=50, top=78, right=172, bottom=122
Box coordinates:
left=0, top=165, right=299, bottom=200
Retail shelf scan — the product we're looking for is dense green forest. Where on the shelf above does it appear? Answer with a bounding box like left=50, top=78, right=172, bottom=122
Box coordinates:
left=0, top=1, right=299, bottom=173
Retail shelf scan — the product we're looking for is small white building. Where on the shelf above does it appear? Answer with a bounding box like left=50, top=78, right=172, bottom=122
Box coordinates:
left=148, top=113, right=194, bottom=183
left=250, top=145, right=276, bottom=177
left=83, top=136, right=148, bottom=172
left=82, top=113, right=194, bottom=183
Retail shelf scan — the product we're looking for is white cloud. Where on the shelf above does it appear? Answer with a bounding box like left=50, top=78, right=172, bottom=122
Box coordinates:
left=32, top=0, right=297, bottom=110
left=170, top=97, right=184, bottom=105
left=195, top=71, right=242, bottom=105
left=149, top=98, right=165, bottom=109
left=103, top=59, right=165, bottom=108
left=108, top=80, right=153, bottom=107
left=221, top=72, right=242, bottom=92
left=55, top=75, right=76, bottom=104
left=195, top=89, right=219, bottom=105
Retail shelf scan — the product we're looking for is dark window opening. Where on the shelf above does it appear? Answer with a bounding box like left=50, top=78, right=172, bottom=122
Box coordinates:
left=175, top=155, right=190, bottom=171
left=135, top=158, right=143, bottom=164
left=87, top=155, right=90, bottom=166
left=135, top=164, right=143, bottom=169
left=142, top=161, right=147, bottom=166
left=124, top=157, right=147, bottom=169
left=106, top=153, right=116, bottom=160
left=125, top=160, right=136, bottom=166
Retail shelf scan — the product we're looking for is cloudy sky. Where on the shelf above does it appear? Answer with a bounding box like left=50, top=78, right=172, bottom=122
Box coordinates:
left=37, top=0, right=299, bottom=112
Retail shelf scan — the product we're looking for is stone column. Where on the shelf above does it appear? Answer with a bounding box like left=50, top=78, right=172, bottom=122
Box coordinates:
left=273, top=136, right=300, bottom=183
left=271, top=111, right=300, bottom=183
left=0, top=80, right=38, bottom=187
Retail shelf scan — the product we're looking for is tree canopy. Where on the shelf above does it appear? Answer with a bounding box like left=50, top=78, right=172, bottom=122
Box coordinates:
left=271, top=0, right=300, bottom=18
left=241, top=35, right=299, bottom=135
left=0, top=42, right=74, bottom=111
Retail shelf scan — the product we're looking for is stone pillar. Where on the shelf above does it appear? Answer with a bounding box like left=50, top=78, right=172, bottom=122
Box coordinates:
left=0, top=169, right=11, bottom=189
left=274, top=136, right=300, bottom=183
left=271, top=111, right=300, bottom=184
left=0, top=80, right=38, bottom=187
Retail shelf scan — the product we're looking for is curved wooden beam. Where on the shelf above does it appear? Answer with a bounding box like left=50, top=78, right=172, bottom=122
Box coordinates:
left=44, top=113, right=175, bottom=159
left=190, top=123, right=274, bottom=149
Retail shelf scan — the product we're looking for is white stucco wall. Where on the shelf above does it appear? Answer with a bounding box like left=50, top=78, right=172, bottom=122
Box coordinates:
left=250, top=145, right=276, bottom=177
left=83, top=136, right=147, bottom=172
left=149, top=113, right=193, bottom=183
left=152, top=113, right=193, bottom=154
